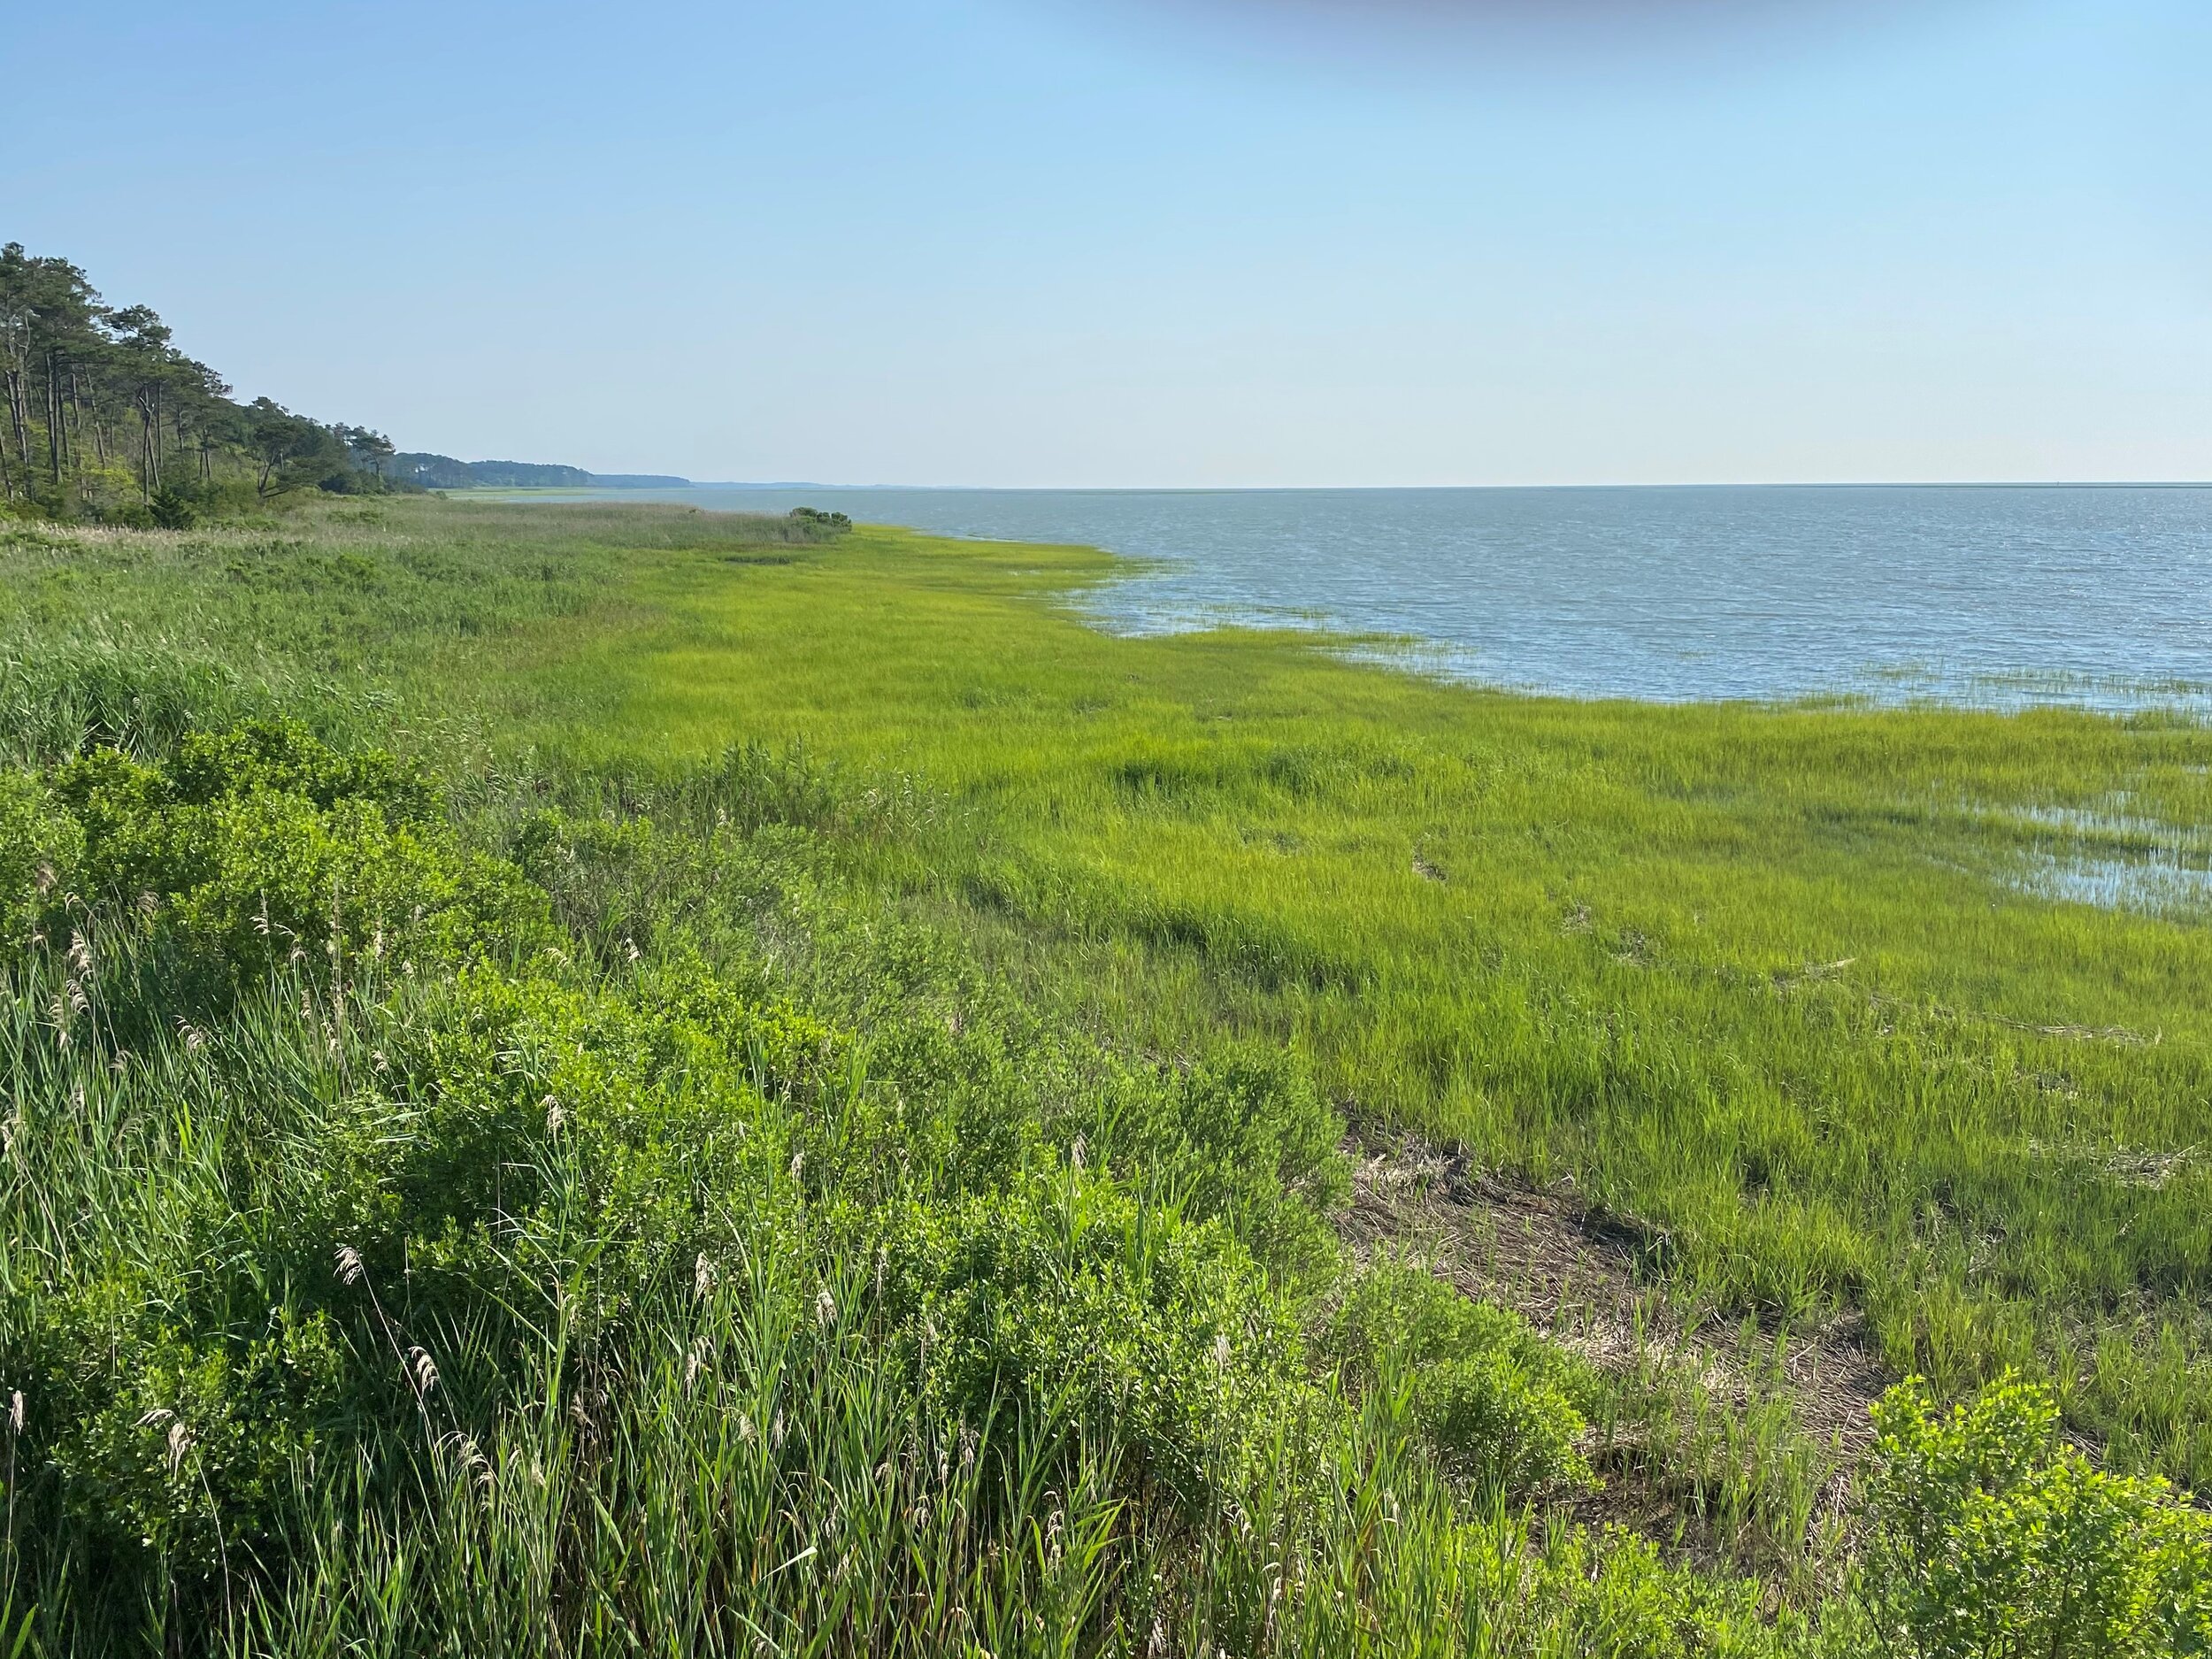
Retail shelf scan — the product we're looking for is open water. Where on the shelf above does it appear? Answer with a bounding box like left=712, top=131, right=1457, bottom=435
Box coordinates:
left=549, top=484, right=2212, bottom=710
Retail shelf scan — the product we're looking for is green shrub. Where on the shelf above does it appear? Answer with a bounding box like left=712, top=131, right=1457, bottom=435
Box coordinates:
left=887, top=1171, right=1304, bottom=1504
left=371, top=961, right=829, bottom=1304
left=39, top=720, right=549, bottom=989
left=1327, top=1257, right=1596, bottom=1499
left=96, top=499, right=157, bottom=530
left=157, top=719, right=441, bottom=818
left=1862, top=1371, right=2212, bottom=1657
left=29, top=1297, right=347, bottom=1585
left=1104, top=1048, right=1348, bottom=1292
left=1544, top=1523, right=1814, bottom=1658
left=0, top=946, right=839, bottom=1626
left=0, top=772, right=79, bottom=943
left=147, top=487, right=196, bottom=530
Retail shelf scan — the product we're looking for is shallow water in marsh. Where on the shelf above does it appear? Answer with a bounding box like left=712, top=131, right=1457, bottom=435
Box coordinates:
left=541, top=484, right=2212, bottom=712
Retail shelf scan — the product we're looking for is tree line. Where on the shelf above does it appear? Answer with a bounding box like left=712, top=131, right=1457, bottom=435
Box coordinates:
left=0, top=243, right=407, bottom=526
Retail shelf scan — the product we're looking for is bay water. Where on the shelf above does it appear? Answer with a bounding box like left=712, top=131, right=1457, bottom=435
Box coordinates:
left=546, top=483, right=2212, bottom=710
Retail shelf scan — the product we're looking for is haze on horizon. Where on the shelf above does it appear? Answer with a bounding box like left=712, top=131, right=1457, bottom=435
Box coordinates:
left=10, top=0, right=2210, bottom=488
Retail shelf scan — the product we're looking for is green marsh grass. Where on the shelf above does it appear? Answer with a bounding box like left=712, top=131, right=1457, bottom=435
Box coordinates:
left=425, top=502, right=2212, bottom=1483
left=3, top=495, right=2208, bottom=1651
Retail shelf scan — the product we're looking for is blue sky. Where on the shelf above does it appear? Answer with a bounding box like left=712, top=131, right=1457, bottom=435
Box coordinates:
left=9, top=0, right=2210, bottom=485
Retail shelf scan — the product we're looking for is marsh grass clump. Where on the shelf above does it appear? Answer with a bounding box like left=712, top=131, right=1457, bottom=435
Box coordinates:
left=0, top=627, right=287, bottom=767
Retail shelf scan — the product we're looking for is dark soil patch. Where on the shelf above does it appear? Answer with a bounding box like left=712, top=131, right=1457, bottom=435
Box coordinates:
left=1336, top=1129, right=1892, bottom=1585
left=1337, top=1131, right=1888, bottom=1451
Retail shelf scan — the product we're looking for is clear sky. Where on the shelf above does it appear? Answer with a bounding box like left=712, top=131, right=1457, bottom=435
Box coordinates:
left=9, top=0, right=2210, bottom=486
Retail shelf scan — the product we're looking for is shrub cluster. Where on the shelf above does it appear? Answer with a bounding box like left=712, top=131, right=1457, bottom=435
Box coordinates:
left=11, top=720, right=548, bottom=991
left=1862, top=1373, right=2212, bottom=1655
left=1326, top=1257, right=1597, bottom=1499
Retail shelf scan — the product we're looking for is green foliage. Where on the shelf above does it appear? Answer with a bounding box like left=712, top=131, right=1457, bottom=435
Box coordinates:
left=0, top=245, right=388, bottom=519
left=787, top=504, right=853, bottom=531
left=1328, top=1257, right=1597, bottom=1498
left=0, top=922, right=823, bottom=1640
left=442, top=501, right=2212, bottom=1486
left=0, top=703, right=1849, bottom=1654
left=36, top=720, right=547, bottom=991
left=147, top=487, right=196, bottom=530
left=1522, top=1523, right=1813, bottom=1659
left=1118, top=1048, right=1349, bottom=1288
left=1863, top=1373, right=2212, bottom=1657
left=242, top=397, right=352, bottom=501
left=0, top=624, right=288, bottom=766
left=887, top=1171, right=1304, bottom=1503
left=0, top=772, right=78, bottom=941
left=151, top=473, right=262, bottom=522
left=373, top=960, right=827, bottom=1305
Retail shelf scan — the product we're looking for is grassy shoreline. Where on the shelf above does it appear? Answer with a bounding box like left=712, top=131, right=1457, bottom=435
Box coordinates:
left=2, top=495, right=2207, bottom=1651
left=483, top=503, right=2212, bottom=1468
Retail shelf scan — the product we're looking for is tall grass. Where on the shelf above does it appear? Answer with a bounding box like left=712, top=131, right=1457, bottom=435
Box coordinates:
left=422, top=502, right=2212, bottom=1485
left=2, top=496, right=2207, bottom=1651
left=0, top=718, right=1838, bottom=1654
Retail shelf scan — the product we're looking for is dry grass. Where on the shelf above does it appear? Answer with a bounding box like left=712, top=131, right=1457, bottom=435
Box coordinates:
left=1339, top=1127, right=1889, bottom=1588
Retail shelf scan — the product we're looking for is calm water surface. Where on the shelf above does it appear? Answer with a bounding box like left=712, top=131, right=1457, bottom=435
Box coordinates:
left=549, top=485, right=2212, bottom=710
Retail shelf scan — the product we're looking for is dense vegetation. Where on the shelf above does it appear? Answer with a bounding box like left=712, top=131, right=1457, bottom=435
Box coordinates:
left=0, top=493, right=2205, bottom=1654
left=0, top=245, right=410, bottom=522
left=502, top=511, right=2212, bottom=1475
left=385, top=456, right=690, bottom=490
left=0, top=245, right=670, bottom=522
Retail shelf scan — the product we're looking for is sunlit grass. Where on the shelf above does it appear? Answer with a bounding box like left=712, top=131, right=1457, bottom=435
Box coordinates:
left=4, top=493, right=2209, bottom=1651
left=433, top=507, right=2212, bottom=1484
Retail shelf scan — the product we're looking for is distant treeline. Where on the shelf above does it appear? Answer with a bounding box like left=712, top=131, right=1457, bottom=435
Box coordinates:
left=387, top=454, right=691, bottom=490
left=0, top=244, right=684, bottom=526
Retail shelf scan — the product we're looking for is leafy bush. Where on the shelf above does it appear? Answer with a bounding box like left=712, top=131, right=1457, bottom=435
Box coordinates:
left=1098, top=1048, right=1348, bottom=1292
left=103, top=500, right=159, bottom=529
left=1326, top=1257, right=1596, bottom=1499
left=0, top=772, right=79, bottom=942
left=151, top=473, right=262, bottom=521
left=371, top=960, right=832, bottom=1305
left=1862, top=1371, right=2212, bottom=1657
left=0, top=948, right=832, bottom=1624
left=36, top=720, right=549, bottom=990
left=885, top=1171, right=1303, bottom=1504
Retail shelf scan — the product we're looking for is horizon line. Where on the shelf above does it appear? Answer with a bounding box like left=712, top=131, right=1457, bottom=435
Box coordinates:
left=583, top=478, right=2212, bottom=494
